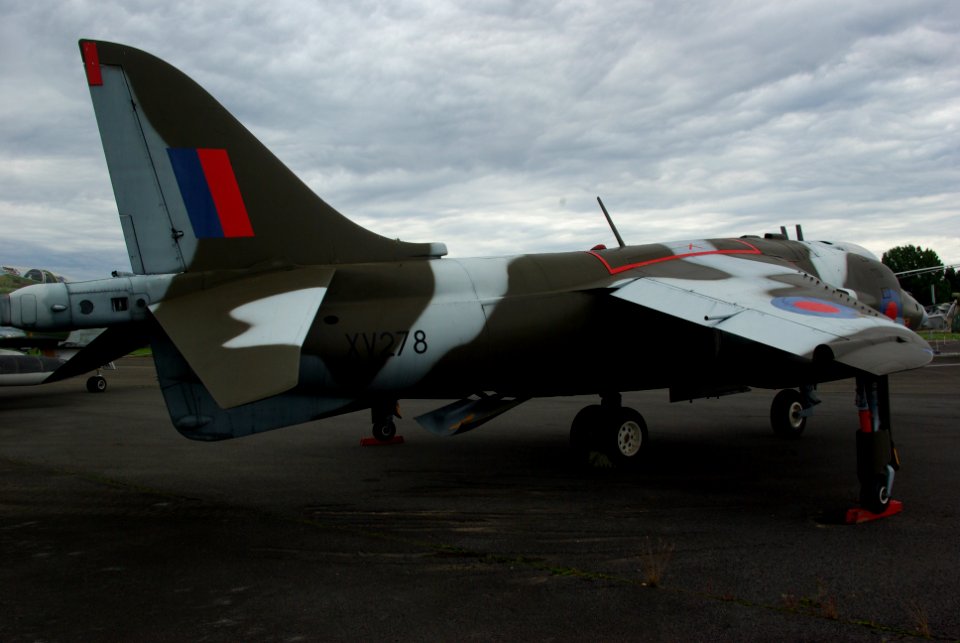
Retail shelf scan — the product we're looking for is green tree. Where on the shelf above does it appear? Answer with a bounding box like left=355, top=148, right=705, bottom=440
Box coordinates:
left=881, top=245, right=951, bottom=306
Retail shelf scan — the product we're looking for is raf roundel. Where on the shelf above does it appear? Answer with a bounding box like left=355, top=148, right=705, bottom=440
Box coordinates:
left=771, top=296, right=860, bottom=319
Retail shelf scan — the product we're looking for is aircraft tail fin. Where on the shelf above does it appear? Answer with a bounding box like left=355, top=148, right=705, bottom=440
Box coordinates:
left=79, top=39, right=445, bottom=275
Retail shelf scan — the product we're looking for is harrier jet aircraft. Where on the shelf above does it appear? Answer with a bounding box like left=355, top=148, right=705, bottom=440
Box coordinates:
left=0, top=40, right=932, bottom=515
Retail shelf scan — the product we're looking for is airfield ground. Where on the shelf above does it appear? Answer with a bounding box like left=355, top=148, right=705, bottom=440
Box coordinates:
left=1, top=351, right=958, bottom=641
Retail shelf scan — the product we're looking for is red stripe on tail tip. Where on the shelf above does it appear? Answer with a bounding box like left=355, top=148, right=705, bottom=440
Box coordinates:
left=196, top=148, right=254, bottom=238
left=81, top=41, right=103, bottom=86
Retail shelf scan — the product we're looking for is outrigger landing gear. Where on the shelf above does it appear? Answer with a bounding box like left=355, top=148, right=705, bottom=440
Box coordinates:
left=570, top=392, right=648, bottom=468
left=849, top=375, right=901, bottom=519
left=369, top=400, right=402, bottom=443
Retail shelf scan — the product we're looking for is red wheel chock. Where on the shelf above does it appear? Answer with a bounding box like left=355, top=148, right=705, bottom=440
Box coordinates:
left=844, top=499, right=903, bottom=524
left=360, top=436, right=405, bottom=447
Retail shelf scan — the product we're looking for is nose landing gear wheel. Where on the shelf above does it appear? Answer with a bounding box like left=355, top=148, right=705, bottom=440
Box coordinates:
left=86, top=375, right=107, bottom=393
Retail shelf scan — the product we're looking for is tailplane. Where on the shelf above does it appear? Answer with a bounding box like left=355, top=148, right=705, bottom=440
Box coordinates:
left=80, top=39, right=445, bottom=275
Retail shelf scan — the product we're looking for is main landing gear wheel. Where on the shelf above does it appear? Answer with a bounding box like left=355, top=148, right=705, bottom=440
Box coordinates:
left=605, top=408, right=648, bottom=467
left=570, top=405, right=604, bottom=455
left=570, top=404, right=648, bottom=469
left=86, top=375, right=107, bottom=393
left=770, top=389, right=805, bottom=438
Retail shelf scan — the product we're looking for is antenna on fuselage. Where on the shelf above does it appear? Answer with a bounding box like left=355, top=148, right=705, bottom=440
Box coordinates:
left=776, top=225, right=805, bottom=241
left=596, top=196, right=626, bottom=248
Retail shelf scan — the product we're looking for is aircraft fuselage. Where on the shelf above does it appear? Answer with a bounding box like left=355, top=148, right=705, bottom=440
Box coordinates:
left=3, top=236, right=922, bottom=408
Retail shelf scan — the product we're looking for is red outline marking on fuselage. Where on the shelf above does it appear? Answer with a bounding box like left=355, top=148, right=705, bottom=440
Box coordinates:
left=586, top=239, right=762, bottom=275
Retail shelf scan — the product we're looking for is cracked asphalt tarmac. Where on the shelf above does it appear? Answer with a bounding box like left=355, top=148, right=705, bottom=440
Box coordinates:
left=1, top=352, right=958, bottom=641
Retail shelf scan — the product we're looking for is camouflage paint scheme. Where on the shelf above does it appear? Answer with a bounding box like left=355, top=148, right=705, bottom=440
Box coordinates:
left=0, top=41, right=930, bottom=448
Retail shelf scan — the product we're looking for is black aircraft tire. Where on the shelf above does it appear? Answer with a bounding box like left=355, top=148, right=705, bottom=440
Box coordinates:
left=770, top=389, right=805, bottom=438
left=860, top=474, right=891, bottom=514
left=570, top=405, right=605, bottom=454
left=372, top=421, right=397, bottom=442
left=86, top=375, right=107, bottom=393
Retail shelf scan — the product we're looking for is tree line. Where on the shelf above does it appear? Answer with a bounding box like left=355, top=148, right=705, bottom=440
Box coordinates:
left=881, top=245, right=959, bottom=307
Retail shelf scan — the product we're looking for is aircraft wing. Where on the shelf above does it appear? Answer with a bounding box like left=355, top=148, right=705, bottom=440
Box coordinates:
left=611, top=254, right=932, bottom=375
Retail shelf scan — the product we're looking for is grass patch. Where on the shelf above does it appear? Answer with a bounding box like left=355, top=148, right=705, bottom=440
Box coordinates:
left=641, top=537, right=675, bottom=587
left=905, top=599, right=931, bottom=638
left=918, top=331, right=958, bottom=342
left=781, top=579, right=839, bottom=621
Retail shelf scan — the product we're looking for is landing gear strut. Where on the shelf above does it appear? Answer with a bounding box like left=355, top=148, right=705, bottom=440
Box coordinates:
left=853, top=375, right=899, bottom=515
left=570, top=393, right=648, bottom=468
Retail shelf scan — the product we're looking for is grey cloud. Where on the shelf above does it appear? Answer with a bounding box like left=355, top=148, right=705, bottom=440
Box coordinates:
left=0, top=0, right=957, bottom=279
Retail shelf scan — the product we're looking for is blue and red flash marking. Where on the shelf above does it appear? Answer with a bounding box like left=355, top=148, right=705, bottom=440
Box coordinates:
left=167, top=148, right=254, bottom=239
left=880, top=287, right=903, bottom=323
left=771, top=297, right=859, bottom=319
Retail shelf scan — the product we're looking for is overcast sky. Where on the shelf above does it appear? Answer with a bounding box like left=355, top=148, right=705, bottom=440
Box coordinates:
left=1, top=0, right=957, bottom=280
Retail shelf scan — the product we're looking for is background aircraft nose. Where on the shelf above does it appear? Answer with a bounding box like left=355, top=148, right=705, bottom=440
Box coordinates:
left=0, top=294, right=10, bottom=326
left=901, top=290, right=926, bottom=329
